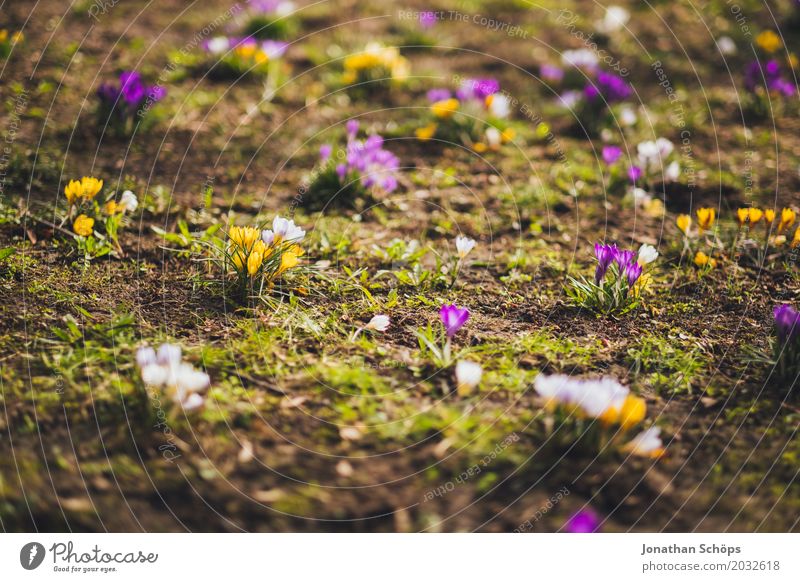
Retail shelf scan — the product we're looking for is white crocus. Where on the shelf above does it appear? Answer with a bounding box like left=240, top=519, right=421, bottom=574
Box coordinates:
left=717, top=36, right=736, bottom=56
left=365, top=314, right=390, bottom=332
left=455, top=235, right=476, bottom=259
left=485, top=127, right=502, bottom=149
left=596, top=6, right=630, bottom=34
left=137, top=343, right=210, bottom=411
left=561, top=49, right=599, bottom=70
left=455, top=360, right=483, bottom=396
left=119, top=190, right=138, bottom=213
left=637, top=243, right=659, bottom=266
left=271, top=215, right=305, bottom=243
left=488, top=94, right=510, bottom=118
left=623, top=426, right=664, bottom=457
left=619, top=106, right=638, bottom=126
left=664, top=161, right=680, bottom=182
left=534, top=374, right=629, bottom=418
left=206, top=37, right=230, bottom=54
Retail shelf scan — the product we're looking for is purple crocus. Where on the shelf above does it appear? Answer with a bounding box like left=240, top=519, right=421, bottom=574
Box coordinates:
left=540, top=64, right=564, bottom=83
left=419, top=11, right=437, bottom=29
left=426, top=88, right=452, bottom=102
left=97, top=70, right=165, bottom=116
left=774, top=304, right=800, bottom=344
left=628, top=165, right=643, bottom=183
left=585, top=71, right=631, bottom=103
left=564, top=509, right=601, bottom=533
left=623, top=260, right=643, bottom=286
left=440, top=304, right=469, bottom=337
left=602, top=145, right=622, bottom=165
left=594, top=243, right=618, bottom=283
left=615, top=249, right=636, bottom=268
left=319, top=144, right=332, bottom=163
left=457, top=78, right=499, bottom=101
left=745, top=60, right=795, bottom=96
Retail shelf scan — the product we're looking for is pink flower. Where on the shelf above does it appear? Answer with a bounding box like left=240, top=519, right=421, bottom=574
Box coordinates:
left=440, top=304, right=469, bottom=337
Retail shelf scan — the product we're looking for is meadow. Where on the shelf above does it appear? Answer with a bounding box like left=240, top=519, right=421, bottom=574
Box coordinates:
left=0, top=0, right=799, bottom=532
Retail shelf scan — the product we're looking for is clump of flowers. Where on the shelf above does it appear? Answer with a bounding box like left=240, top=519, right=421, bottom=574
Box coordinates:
left=96, top=71, right=166, bottom=136
left=415, top=77, right=516, bottom=151
left=301, top=120, right=400, bottom=211
left=61, top=177, right=139, bottom=260
left=677, top=206, right=799, bottom=271
left=534, top=374, right=664, bottom=457
left=341, top=43, right=409, bottom=94
left=223, top=215, right=305, bottom=301
left=416, top=304, right=470, bottom=367
left=559, top=68, right=632, bottom=135
left=239, top=0, right=298, bottom=39
left=568, top=242, right=658, bottom=315
left=0, top=29, right=24, bottom=59
left=743, top=31, right=796, bottom=116
left=136, top=343, right=210, bottom=412
left=201, top=36, right=288, bottom=79
left=773, top=304, right=800, bottom=381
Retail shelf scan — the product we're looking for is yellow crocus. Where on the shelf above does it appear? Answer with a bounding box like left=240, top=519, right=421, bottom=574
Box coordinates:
left=676, top=214, right=691, bottom=235
left=64, top=179, right=83, bottom=205
left=791, top=226, right=800, bottom=248
left=0, top=30, right=8, bottom=43
left=618, top=395, right=647, bottom=431
left=104, top=200, right=120, bottom=215
left=777, top=208, right=796, bottom=234
left=343, top=52, right=383, bottom=72
left=501, top=128, right=516, bottom=143
left=756, top=30, right=781, bottom=53
left=431, top=98, right=459, bottom=119
left=696, top=208, right=715, bottom=233
left=694, top=251, right=717, bottom=269
left=247, top=249, right=264, bottom=275
left=738, top=207, right=763, bottom=226
left=764, top=209, right=776, bottom=223
left=228, top=226, right=261, bottom=251
left=11, top=32, right=23, bottom=43
left=73, top=214, right=94, bottom=237
left=277, top=244, right=304, bottom=275
left=472, top=142, right=488, bottom=153
left=415, top=123, right=437, bottom=141
left=80, top=176, right=103, bottom=200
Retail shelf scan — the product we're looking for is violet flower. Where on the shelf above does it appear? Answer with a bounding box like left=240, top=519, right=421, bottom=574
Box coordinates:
left=564, top=509, right=601, bottom=533
left=602, top=145, right=622, bottom=165
left=540, top=64, right=564, bottom=83
left=623, top=260, right=643, bottom=286
left=774, top=304, right=800, bottom=344
left=440, top=304, right=469, bottom=337
left=594, top=243, right=618, bottom=283
left=426, top=88, right=452, bottom=102
left=628, top=165, right=643, bottom=183
left=745, top=60, right=795, bottom=96
left=419, top=11, right=437, bottom=29
left=585, top=71, right=631, bottom=103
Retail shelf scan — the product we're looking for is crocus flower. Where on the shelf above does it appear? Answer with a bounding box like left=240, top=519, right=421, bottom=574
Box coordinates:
left=717, top=36, right=736, bottom=55
left=696, top=208, right=715, bottom=232
left=539, top=64, right=564, bottom=83
left=534, top=374, right=630, bottom=419
left=637, top=243, right=658, bottom=265
left=73, top=214, right=94, bottom=237
left=564, top=509, right=601, bottom=533
left=561, top=49, right=599, bottom=70
left=602, top=145, right=622, bottom=165
left=455, top=235, right=476, bottom=259
left=623, top=426, right=665, bottom=458
left=778, top=208, right=796, bottom=234
left=585, top=71, right=631, bottom=103
left=627, top=165, right=643, bottom=183
left=426, top=88, right=452, bottom=102
left=365, top=314, right=390, bottom=332
left=594, top=242, right=618, bottom=283
left=119, top=190, right=138, bottom=213
left=623, top=260, right=643, bottom=286
left=774, top=304, right=800, bottom=344
left=455, top=360, right=482, bottom=396
left=596, top=6, right=630, bottom=34
left=440, top=304, right=469, bottom=337
left=676, top=214, right=691, bottom=235
left=136, top=343, right=210, bottom=411
left=269, top=215, right=306, bottom=243
left=419, top=11, right=437, bottom=29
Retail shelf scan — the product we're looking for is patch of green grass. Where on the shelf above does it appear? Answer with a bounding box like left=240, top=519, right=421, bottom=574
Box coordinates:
left=627, top=330, right=707, bottom=394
